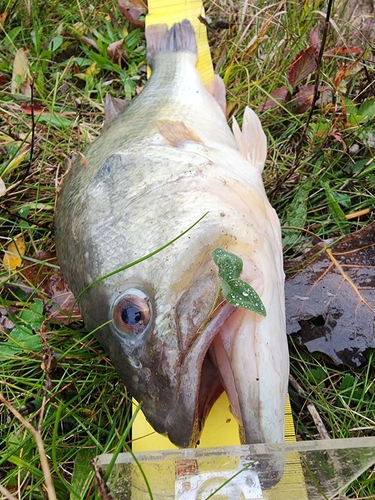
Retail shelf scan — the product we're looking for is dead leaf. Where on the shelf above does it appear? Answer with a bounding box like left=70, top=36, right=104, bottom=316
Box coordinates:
left=40, top=344, right=58, bottom=391
left=323, top=46, right=362, bottom=58
left=107, top=39, right=126, bottom=63
left=118, top=0, right=146, bottom=27
left=0, top=11, right=8, bottom=25
left=20, top=251, right=82, bottom=324
left=0, top=307, right=15, bottom=330
left=11, top=48, right=31, bottom=96
left=285, top=222, right=375, bottom=367
left=80, top=35, right=99, bottom=51
left=310, top=29, right=320, bottom=48
left=333, top=53, right=363, bottom=89
left=118, top=0, right=147, bottom=11
left=3, top=235, right=26, bottom=271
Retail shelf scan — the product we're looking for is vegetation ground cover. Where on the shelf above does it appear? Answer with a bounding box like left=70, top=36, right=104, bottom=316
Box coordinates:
left=1, top=0, right=374, bottom=498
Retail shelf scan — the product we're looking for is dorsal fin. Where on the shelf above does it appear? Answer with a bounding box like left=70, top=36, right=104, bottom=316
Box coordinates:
left=103, top=93, right=129, bottom=129
left=232, top=107, right=267, bottom=172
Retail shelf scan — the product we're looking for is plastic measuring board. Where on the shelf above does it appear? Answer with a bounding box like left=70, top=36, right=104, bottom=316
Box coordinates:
left=132, top=394, right=296, bottom=451
left=131, top=395, right=307, bottom=499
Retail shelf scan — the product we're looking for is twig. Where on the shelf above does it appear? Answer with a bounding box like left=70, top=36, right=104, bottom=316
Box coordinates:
left=0, top=203, right=51, bottom=230
left=0, top=391, right=57, bottom=500
left=325, top=247, right=375, bottom=313
left=0, top=484, right=18, bottom=500
left=289, top=374, right=330, bottom=440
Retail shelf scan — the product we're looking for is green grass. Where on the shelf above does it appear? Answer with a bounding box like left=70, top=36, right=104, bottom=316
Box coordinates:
left=1, top=0, right=375, bottom=498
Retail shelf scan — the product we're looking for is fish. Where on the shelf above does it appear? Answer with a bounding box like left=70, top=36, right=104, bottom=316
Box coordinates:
left=54, top=19, right=289, bottom=448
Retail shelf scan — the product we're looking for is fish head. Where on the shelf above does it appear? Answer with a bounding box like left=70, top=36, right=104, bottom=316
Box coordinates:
left=83, top=240, right=239, bottom=448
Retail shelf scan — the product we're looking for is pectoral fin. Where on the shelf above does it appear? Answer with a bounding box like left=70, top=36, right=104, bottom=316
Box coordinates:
left=155, top=120, right=203, bottom=147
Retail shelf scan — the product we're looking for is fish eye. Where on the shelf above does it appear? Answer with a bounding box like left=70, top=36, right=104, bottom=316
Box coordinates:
left=112, top=289, right=152, bottom=335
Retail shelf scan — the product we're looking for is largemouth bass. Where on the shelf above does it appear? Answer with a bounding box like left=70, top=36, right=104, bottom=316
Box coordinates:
left=55, top=20, right=289, bottom=448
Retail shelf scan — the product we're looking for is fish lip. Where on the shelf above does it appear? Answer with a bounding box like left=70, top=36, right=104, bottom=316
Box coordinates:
left=166, top=302, right=237, bottom=447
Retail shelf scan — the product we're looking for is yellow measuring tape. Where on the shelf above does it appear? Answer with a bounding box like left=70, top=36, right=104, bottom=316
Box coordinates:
left=132, top=1, right=307, bottom=497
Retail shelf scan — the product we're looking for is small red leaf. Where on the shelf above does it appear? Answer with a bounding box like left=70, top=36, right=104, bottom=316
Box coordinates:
left=288, top=46, right=318, bottom=88
left=291, top=85, right=331, bottom=114
left=310, top=29, right=320, bottom=48
left=20, top=102, right=48, bottom=115
left=260, top=86, right=291, bottom=111
left=323, top=46, right=362, bottom=58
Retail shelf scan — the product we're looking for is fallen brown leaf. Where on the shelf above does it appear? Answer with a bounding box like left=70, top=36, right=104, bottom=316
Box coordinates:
left=3, top=234, right=25, bottom=271
left=0, top=11, right=8, bottom=25
left=285, top=222, right=375, bottom=367
left=107, top=39, right=126, bottom=63
left=21, top=251, right=82, bottom=324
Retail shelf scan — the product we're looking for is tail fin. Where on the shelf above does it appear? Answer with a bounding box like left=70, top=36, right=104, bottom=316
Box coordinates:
left=146, top=20, right=197, bottom=66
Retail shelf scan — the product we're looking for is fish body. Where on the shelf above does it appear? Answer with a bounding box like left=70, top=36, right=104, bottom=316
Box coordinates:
left=55, top=20, right=289, bottom=447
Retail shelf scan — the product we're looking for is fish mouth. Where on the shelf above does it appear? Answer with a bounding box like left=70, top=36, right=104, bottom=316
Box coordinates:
left=166, top=301, right=239, bottom=447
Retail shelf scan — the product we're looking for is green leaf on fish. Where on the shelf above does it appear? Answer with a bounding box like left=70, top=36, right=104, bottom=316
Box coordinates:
left=211, top=247, right=243, bottom=281
left=212, top=248, right=267, bottom=317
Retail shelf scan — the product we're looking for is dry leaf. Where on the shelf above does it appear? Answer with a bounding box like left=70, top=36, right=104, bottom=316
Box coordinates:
left=285, top=222, right=375, bottom=367
left=21, top=251, right=82, bottom=324
left=0, top=306, right=15, bottom=330
left=11, top=48, right=31, bottom=96
left=0, top=11, right=8, bottom=25
left=3, top=234, right=26, bottom=270
left=333, top=53, right=363, bottom=89
left=81, top=35, right=99, bottom=51
left=20, top=102, right=48, bottom=115
left=291, top=85, right=331, bottom=114
left=86, top=62, right=97, bottom=76
left=91, top=457, right=114, bottom=500
left=118, top=0, right=146, bottom=14
left=107, top=39, right=126, bottom=63
left=2, top=148, right=29, bottom=177
left=323, top=46, right=362, bottom=57
left=118, top=0, right=146, bottom=27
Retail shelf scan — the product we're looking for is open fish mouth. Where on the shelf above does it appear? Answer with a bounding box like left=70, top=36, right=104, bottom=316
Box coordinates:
left=165, top=301, right=239, bottom=447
